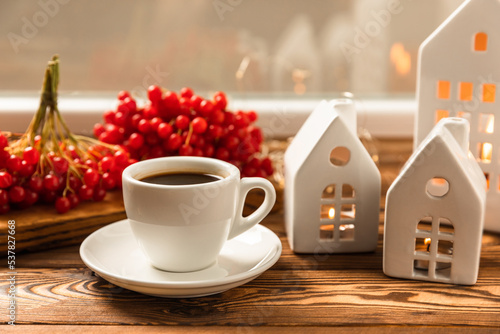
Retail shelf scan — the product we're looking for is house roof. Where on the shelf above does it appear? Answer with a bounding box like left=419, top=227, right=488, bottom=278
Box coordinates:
left=420, top=0, right=500, bottom=55
left=284, top=99, right=358, bottom=176
left=397, top=118, right=486, bottom=198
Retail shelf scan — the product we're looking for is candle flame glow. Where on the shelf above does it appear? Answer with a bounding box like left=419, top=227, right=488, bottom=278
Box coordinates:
left=481, top=143, right=493, bottom=162
left=424, top=238, right=431, bottom=246
left=328, top=207, right=335, bottom=219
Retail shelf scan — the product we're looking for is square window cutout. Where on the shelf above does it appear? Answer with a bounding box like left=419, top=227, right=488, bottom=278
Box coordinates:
left=340, top=204, right=355, bottom=220
left=437, top=80, right=450, bottom=99
left=319, top=225, right=334, bottom=240
left=320, top=205, right=336, bottom=220
left=339, top=224, right=355, bottom=241
left=479, top=114, right=494, bottom=134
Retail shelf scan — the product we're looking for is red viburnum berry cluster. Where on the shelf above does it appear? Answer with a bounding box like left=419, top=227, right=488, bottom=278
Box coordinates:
left=93, top=86, right=274, bottom=178
left=0, top=55, right=135, bottom=215
left=0, top=133, right=134, bottom=214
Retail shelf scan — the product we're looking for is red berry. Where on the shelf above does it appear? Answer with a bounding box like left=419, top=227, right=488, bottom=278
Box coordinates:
left=114, top=150, right=129, bottom=167
left=43, top=174, right=60, bottom=191
left=22, top=189, right=39, bottom=207
left=93, top=123, right=105, bottom=138
left=9, top=186, right=26, bottom=203
left=138, top=118, right=152, bottom=133
left=117, top=90, right=131, bottom=101
left=234, top=112, right=250, bottom=128
left=113, top=111, right=127, bottom=126
left=223, top=135, right=240, bottom=150
left=210, top=109, right=225, bottom=124
left=147, top=85, right=162, bottom=103
left=0, top=133, right=8, bottom=148
left=67, top=193, right=80, bottom=208
left=192, top=117, right=208, bottom=134
left=0, top=150, right=10, bottom=169
left=101, top=172, right=116, bottom=190
left=0, top=171, right=13, bottom=188
left=127, top=132, right=144, bottom=150
left=84, top=169, right=100, bottom=188
left=213, top=91, right=227, bottom=110
left=100, top=156, right=115, bottom=172
left=157, top=123, right=173, bottom=139
left=190, top=95, right=203, bottom=111
left=215, top=147, right=230, bottom=161
left=180, top=87, right=194, bottom=99
left=179, top=144, right=194, bottom=156
left=178, top=97, right=192, bottom=115
left=150, top=117, right=162, bottom=132
left=166, top=133, right=182, bottom=151
left=199, top=100, right=214, bottom=116
left=6, top=155, right=21, bottom=173
left=208, top=124, right=223, bottom=139
left=28, top=175, right=42, bottom=192
left=55, top=196, right=71, bottom=214
left=52, top=156, right=69, bottom=175
left=143, top=103, right=158, bottom=119
left=261, top=157, right=273, bottom=175
left=247, top=111, right=258, bottom=123
left=18, top=160, right=35, bottom=177
left=78, top=184, right=94, bottom=201
left=93, top=186, right=107, bottom=202
left=175, top=115, right=190, bottom=130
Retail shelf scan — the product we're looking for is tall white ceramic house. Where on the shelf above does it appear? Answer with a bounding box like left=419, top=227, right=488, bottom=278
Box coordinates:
left=414, top=0, right=500, bottom=232
left=385, top=118, right=486, bottom=285
left=284, top=99, right=381, bottom=254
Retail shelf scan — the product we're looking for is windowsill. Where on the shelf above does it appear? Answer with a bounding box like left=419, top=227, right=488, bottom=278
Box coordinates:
left=0, top=92, right=415, bottom=139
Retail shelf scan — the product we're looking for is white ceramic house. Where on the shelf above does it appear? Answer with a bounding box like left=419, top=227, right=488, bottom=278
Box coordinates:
left=385, top=118, right=486, bottom=285
left=414, top=0, right=500, bottom=232
left=284, top=99, right=381, bottom=254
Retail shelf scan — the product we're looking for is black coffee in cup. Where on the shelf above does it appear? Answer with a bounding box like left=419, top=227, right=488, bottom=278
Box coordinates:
left=140, top=172, right=223, bottom=186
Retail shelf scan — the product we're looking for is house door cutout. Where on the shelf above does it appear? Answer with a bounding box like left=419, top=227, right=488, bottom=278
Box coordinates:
left=320, top=183, right=356, bottom=242
left=413, top=216, right=454, bottom=281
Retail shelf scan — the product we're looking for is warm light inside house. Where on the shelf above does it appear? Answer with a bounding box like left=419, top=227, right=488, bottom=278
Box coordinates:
left=390, top=42, right=412, bottom=76
left=328, top=207, right=335, bottom=219
left=474, top=32, right=488, bottom=51
left=459, top=82, right=473, bottom=101
left=480, top=142, right=493, bottom=163
left=483, top=83, right=496, bottom=103
left=424, top=238, right=431, bottom=249
left=437, top=80, right=451, bottom=99
left=480, top=114, right=495, bottom=134
left=435, top=109, right=449, bottom=124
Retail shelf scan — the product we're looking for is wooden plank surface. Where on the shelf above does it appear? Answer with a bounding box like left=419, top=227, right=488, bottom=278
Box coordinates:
left=2, top=138, right=500, bottom=332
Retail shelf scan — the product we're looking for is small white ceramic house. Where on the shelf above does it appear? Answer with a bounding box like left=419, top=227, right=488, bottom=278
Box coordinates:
left=384, top=118, right=486, bottom=285
left=415, top=0, right=500, bottom=232
left=284, top=99, right=381, bottom=254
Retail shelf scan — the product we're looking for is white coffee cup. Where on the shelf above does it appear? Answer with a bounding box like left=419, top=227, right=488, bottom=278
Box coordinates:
left=122, top=156, right=276, bottom=272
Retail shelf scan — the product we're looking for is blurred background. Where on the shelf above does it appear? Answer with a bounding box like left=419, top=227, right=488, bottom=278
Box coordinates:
left=0, top=0, right=464, bottom=99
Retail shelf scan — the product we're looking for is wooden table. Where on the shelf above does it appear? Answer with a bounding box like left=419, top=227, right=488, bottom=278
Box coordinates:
left=2, top=139, right=500, bottom=333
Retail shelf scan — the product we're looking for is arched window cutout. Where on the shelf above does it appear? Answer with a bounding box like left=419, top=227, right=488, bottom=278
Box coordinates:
left=341, top=184, right=355, bottom=198
left=474, top=32, right=488, bottom=51
left=322, top=184, right=336, bottom=200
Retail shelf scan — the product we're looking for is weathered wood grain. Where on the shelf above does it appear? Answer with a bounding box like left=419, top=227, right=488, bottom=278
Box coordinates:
left=2, top=138, right=500, bottom=331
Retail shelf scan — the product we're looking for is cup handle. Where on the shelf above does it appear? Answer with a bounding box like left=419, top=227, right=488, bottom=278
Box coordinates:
left=228, top=177, right=276, bottom=240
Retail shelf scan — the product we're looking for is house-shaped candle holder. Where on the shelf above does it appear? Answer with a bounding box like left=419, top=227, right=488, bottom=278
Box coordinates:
left=284, top=99, right=381, bottom=254
left=384, top=118, right=486, bottom=285
left=414, top=0, right=500, bottom=232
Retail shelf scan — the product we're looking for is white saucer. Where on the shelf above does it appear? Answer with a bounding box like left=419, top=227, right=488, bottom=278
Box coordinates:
left=79, top=219, right=282, bottom=298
